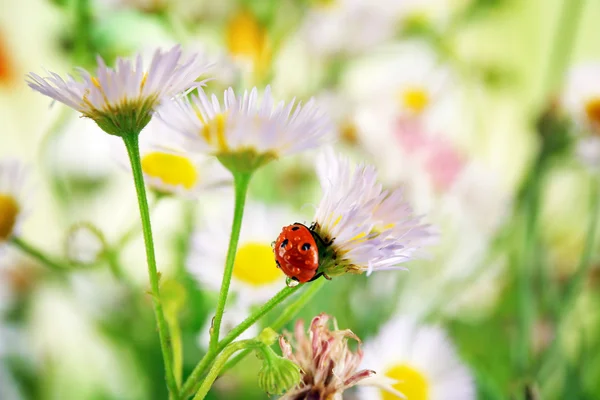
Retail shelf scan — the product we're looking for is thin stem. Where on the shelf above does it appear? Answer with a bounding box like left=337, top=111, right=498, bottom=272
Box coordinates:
left=122, top=135, right=178, bottom=397
left=209, top=172, right=252, bottom=352
left=11, top=237, right=67, bottom=271
left=193, top=340, right=262, bottom=400
left=539, top=0, right=585, bottom=102
left=516, top=165, right=542, bottom=375
left=537, top=175, right=600, bottom=380
left=180, top=284, right=302, bottom=399
left=223, top=277, right=327, bottom=373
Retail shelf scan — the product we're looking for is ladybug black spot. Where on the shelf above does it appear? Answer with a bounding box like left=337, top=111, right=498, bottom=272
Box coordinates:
left=291, top=226, right=300, bottom=231
left=301, top=243, right=311, bottom=251
left=280, top=239, right=289, bottom=248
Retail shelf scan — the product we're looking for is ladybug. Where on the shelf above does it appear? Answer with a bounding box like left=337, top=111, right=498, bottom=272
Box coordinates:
left=274, top=223, right=328, bottom=283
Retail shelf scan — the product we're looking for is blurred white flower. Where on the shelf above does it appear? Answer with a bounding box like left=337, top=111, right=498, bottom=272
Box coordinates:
left=158, top=86, right=330, bottom=168
left=300, top=0, right=400, bottom=57
left=562, top=63, right=600, bottom=132
left=187, top=201, right=293, bottom=304
left=280, top=313, right=401, bottom=400
left=116, top=118, right=231, bottom=196
left=0, top=160, right=28, bottom=248
left=562, top=63, right=600, bottom=168
left=359, top=316, right=475, bottom=400
left=65, top=224, right=106, bottom=266
left=312, top=150, right=434, bottom=277
left=27, top=45, right=210, bottom=136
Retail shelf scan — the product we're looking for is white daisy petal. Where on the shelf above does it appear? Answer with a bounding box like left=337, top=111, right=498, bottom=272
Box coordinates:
left=359, top=316, right=476, bottom=400
left=313, top=150, right=434, bottom=275
left=27, top=45, right=211, bottom=136
left=156, top=85, right=331, bottom=164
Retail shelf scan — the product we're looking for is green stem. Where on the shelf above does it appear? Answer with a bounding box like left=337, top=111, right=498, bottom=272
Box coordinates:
left=539, top=0, right=585, bottom=102
left=516, top=165, right=542, bottom=375
left=11, top=237, right=67, bottom=271
left=223, top=277, right=327, bottom=373
left=122, top=135, right=178, bottom=397
left=562, top=178, right=600, bottom=309
left=537, top=175, right=600, bottom=380
left=209, top=172, right=252, bottom=352
left=192, top=340, right=262, bottom=400
left=180, top=284, right=301, bottom=399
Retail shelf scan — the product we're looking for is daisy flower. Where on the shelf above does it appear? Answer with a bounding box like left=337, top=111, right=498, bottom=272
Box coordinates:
left=562, top=63, right=600, bottom=168
left=0, top=160, right=28, bottom=248
left=118, top=118, right=230, bottom=197
left=299, top=0, right=400, bottom=57
left=157, top=85, right=330, bottom=173
left=349, top=42, right=452, bottom=120
left=359, top=316, right=475, bottom=400
left=27, top=45, right=210, bottom=137
left=310, top=150, right=434, bottom=277
left=279, top=313, right=402, bottom=400
left=187, top=201, right=296, bottom=304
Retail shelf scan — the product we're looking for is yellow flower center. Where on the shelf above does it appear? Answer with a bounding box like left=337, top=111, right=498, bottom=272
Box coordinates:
left=226, top=10, right=271, bottom=77
left=141, top=151, right=198, bottom=189
left=0, top=194, right=19, bottom=241
left=200, top=113, right=229, bottom=152
left=585, top=97, right=600, bottom=128
left=233, top=242, right=282, bottom=286
left=399, top=87, right=430, bottom=114
left=382, top=364, right=429, bottom=400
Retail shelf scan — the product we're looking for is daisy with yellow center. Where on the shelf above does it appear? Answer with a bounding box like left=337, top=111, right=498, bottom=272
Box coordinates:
left=311, top=149, right=434, bottom=278
left=187, top=201, right=296, bottom=304
left=562, top=63, right=600, bottom=167
left=0, top=160, right=27, bottom=247
left=156, top=85, right=330, bottom=173
left=120, top=119, right=230, bottom=197
left=563, top=63, right=600, bottom=132
left=359, top=316, right=475, bottom=400
left=27, top=45, right=210, bottom=137
left=300, top=0, right=406, bottom=57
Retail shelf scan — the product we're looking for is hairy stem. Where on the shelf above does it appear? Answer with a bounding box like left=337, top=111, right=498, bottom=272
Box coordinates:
left=209, top=172, right=252, bottom=352
left=193, top=340, right=262, bottom=400
left=122, top=135, right=178, bottom=397
left=180, top=284, right=302, bottom=399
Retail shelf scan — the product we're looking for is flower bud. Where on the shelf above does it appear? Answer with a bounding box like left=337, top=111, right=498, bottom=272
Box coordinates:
left=256, top=345, right=301, bottom=395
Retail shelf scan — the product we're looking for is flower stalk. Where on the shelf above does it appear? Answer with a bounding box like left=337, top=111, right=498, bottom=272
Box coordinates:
left=122, top=134, right=178, bottom=397
left=209, top=171, right=252, bottom=352
left=11, top=236, right=67, bottom=271
left=180, top=283, right=302, bottom=399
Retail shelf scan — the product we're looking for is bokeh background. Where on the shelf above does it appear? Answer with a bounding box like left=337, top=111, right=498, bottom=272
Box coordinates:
left=1, top=0, right=600, bottom=399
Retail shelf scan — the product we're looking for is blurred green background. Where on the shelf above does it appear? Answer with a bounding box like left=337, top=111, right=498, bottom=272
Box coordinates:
left=2, top=0, right=600, bottom=399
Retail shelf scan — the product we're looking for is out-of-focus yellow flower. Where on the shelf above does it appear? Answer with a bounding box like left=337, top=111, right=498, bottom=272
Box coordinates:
left=226, top=10, right=272, bottom=81
left=0, top=31, right=16, bottom=87
left=0, top=160, right=27, bottom=245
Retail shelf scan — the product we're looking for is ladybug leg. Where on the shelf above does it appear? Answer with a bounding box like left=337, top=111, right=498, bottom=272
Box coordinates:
left=275, top=260, right=281, bottom=270
left=323, top=273, right=332, bottom=280
left=308, top=272, right=323, bottom=282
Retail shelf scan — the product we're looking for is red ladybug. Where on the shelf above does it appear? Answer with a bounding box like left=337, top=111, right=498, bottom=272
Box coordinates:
left=274, top=223, right=322, bottom=283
